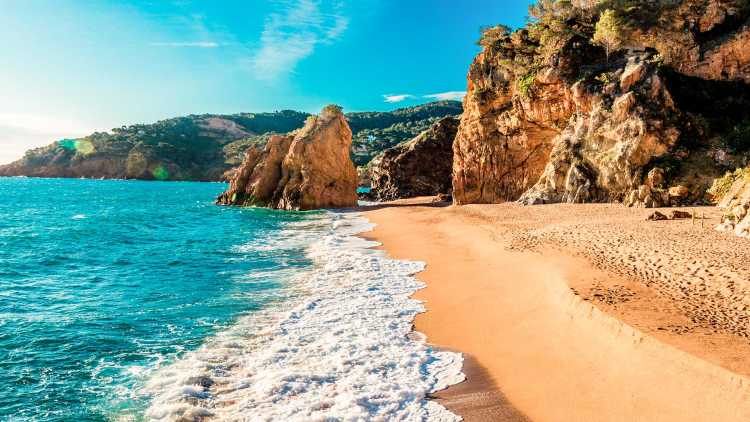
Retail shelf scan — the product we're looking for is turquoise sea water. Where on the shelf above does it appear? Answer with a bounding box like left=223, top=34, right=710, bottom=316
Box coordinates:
left=0, top=178, right=320, bottom=421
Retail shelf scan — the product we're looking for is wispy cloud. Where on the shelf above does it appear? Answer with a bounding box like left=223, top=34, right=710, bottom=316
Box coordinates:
left=150, top=41, right=220, bottom=48
left=383, top=94, right=413, bottom=103
left=424, top=91, right=467, bottom=101
left=251, top=0, right=349, bottom=81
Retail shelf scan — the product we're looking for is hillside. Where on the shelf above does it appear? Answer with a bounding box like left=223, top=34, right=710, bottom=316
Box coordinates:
left=0, top=101, right=461, bottom=181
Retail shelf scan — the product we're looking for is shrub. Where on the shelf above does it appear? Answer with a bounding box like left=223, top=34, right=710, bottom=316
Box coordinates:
left=517, top=71, right=537, bottom=98
left=593, top=9, right=623, bottom=62
left=321, top=104, right=343, bottom=117
left=477, top=24, right=511, bottom=48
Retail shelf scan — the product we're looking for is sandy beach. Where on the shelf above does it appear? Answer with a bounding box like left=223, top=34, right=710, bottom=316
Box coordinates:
left=361, top=198, right=750, bottom=422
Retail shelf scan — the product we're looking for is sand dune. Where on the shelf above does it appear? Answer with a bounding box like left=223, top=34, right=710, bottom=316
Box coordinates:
left=361, top=199, right=750, bottom=421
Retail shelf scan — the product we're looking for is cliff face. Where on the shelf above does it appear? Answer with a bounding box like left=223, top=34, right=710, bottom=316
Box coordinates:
left=217, top=106, right=357, bottom=211
left=623, top=0, right=750, bottom=84
left=520, top=55, right=681, bottom=205
left=454, top=0, right=750, bottom=207
left=368, top=117, right=458, bottom=201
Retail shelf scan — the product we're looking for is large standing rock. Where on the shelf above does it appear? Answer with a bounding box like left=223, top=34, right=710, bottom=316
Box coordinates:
left=368, top=117, right=459, bottom=201
left=452, top=33, right=580, bottom=204
left=217, top=105, right=357, bottom=210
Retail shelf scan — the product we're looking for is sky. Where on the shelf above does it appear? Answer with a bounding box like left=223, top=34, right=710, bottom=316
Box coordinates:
left=0, top=0, right=533, bottom=164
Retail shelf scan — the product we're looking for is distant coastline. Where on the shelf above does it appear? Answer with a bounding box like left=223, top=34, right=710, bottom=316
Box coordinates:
left=0, top=101, right=461, bottom=183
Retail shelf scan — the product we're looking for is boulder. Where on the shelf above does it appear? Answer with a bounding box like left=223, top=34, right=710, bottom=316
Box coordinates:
left=646, top=211, right=669, bottom=221
left=217, top=105, right=357, bottom=210
left=368, top=117, right=458, bottom=201
left=670, top=210, right=693, bottom=219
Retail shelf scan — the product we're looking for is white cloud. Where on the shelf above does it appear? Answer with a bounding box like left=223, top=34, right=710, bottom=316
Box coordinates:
left=150, top=41, right=220, bottom=48
left=423, top=91, right=467, bottom=101
left=383, top=94, right=413, bottom=103
left=251, top=0, right=349, bottom=81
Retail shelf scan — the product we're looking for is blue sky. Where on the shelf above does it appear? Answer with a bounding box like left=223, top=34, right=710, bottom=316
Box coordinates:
left=0, top=0, right=532, bottom=164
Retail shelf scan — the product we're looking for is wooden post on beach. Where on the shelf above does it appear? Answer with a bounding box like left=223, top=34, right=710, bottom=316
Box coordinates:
left=692, top=211, right=695, bottom=227
left=701, top=212, right=705, bottom=228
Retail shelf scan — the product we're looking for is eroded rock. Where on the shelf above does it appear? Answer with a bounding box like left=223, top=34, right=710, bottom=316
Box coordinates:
left=217, top=105, right=357, bottom=210
left=368, top=117, right=458, bottom=201
left=453, top=2, right=750, bottom=208
left=519, top=54, right=680, bottom=206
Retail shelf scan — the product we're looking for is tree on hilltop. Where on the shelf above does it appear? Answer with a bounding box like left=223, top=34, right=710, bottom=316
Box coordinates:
left=477, top=24, right=512, bottom=48
left=593, top=9, right=623, bottom=62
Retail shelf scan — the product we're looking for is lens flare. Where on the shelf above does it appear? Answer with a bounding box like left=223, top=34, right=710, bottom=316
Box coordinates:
left=59, top=139, right=77, bottom=150
left=74, top=139, right=95, bottom=155
left=58, top=139, right=95, bottom=155
left=151, top=165, right=169, bottom=180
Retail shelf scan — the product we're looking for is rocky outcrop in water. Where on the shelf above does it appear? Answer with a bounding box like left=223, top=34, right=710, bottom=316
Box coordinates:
left=217, top=105, right=358, bottom=211
left=367, top=117, right=458, bottom=201
left=453, top=0, right=750, bottom=207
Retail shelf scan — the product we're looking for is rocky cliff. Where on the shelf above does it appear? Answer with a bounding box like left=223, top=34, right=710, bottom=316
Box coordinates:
left=367, top=117, right=458, bottom=201
left=217, top=105, right=357, bottom=211
left=454, top=0, right=750, bottom=207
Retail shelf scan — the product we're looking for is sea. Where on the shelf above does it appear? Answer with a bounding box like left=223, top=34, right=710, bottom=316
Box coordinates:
left=0, top=177, right=463, bottom=421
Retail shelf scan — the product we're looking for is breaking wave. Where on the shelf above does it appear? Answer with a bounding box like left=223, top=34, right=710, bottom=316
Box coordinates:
left=141, top=212, right=464, bottom=421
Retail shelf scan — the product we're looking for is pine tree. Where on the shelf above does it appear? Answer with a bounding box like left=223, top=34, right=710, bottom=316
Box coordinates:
left=593, top=9, right=623, bottom=63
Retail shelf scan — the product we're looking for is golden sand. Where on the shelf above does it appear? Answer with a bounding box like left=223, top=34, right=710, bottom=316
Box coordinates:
left=361, top=198, right=750, bottom=422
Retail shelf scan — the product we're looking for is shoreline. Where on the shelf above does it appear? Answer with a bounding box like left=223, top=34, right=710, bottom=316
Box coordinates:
left=360, top=198, right=750, bottom=421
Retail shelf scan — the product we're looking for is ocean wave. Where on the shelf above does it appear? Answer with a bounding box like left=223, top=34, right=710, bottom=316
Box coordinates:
left=140, top=212, right=464, bottom=421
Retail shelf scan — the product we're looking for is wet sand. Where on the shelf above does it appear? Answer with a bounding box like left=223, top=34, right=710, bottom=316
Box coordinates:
left=360, top=198, right=750, bottom=421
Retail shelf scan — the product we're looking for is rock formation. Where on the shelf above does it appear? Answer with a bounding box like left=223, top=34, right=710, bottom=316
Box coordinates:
left=716, top=168, right=750, bottom=237
left=368, top=117, right=458, bottom=201
left=519, top=54, right=681, bottom=206
left=453, top=0, right=750, bottom=207
left=217, top=105, right=358, bottom=211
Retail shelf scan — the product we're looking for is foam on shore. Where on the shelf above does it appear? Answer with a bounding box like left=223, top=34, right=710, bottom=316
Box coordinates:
left=140, top=211, right=464, bottom=421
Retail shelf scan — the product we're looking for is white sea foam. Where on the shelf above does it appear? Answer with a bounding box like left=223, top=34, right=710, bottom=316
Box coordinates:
left=140, top=212, right=465, bottom=421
